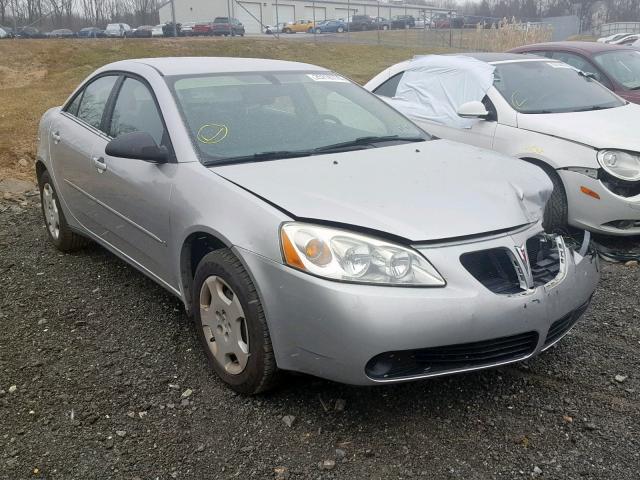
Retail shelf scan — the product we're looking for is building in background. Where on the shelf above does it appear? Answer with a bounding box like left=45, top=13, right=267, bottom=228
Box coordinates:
left=159, top=0, right=451, bottom=34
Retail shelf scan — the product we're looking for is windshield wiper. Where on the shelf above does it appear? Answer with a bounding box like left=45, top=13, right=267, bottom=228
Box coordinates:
left=571, top=105, right=615, bottom=112
left=206, top=150, right=312, bottom=166
left=522, top=109, right=556, bottom=114
left=313, top=135, right=426, bottom=153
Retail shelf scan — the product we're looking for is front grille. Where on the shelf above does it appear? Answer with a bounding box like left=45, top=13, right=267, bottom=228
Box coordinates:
left=365, top=331, right=539, bottom=380
left=544, top=299, right=591, bottom=348
left=526, top=234, right=561, bottom=287
left=460, top=248, right=523, bottom=294
left=462, top=234, right=562, bottom=294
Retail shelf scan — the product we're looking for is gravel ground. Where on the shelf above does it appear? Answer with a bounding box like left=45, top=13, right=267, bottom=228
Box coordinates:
left=1, top=196, right=639, bottom=480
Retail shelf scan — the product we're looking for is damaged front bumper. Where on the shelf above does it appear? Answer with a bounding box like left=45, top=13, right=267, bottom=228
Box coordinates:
left=560, top=169, right=640, bottom=236
left=236, top=223, right=599, bottom=385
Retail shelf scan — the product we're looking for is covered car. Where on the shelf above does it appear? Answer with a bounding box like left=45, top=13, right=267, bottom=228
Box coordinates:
left=366, top=53, right=640, bottom=236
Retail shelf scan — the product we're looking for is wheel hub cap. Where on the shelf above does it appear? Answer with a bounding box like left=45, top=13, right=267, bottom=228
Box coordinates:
left=199, top=276, right=249, bottom=375
left=42, top=183, right=60, bottom=240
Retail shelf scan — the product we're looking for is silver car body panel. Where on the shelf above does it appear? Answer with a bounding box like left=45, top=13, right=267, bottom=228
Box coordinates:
left=36, top=57, right=599, bottom=385
left=213, top=140, right=552, bottom=241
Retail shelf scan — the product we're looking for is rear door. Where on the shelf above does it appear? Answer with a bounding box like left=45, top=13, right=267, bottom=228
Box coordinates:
left=88, top=75, right=176, bottom=284
left=49, top=74, right=119, bottom=233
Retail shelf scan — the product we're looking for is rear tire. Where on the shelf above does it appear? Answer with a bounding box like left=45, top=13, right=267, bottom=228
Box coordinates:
left=192, top=249, right=279, bottom=394
left=38, top=170, right=89, bottom=252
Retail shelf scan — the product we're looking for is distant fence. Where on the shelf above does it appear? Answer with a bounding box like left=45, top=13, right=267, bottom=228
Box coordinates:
left=307, top=19, right=552, bottom=52
left=599, top=22, right=640, bottom=36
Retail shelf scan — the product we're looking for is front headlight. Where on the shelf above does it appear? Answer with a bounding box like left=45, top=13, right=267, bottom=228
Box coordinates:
left=597, top=150, right=640, bottom=181
left=280, top=223, right=445, bottom=286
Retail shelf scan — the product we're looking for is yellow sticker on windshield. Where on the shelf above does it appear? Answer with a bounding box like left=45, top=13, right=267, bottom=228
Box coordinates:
left=197, top=124, right=228, bottom=144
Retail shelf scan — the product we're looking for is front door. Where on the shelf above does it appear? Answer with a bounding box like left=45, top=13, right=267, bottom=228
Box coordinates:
left=87, top=76, right=176, bottom=285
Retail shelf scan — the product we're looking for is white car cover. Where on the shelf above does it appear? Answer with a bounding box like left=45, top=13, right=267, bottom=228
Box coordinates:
left=389, top=55, right=495, bottom=129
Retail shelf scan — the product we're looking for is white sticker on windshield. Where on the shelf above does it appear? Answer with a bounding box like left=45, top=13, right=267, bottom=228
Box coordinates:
left=548, top=62, right=574, bottom=69
left=307, top=73, right=349, bottom=83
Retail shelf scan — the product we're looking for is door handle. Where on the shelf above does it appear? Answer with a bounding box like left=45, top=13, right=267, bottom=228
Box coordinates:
left=92, top=156, right=107, bottom=173
left=51, top=131, right=61, bottom=144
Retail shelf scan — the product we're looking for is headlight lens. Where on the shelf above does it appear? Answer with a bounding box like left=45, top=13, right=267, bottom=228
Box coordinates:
left=597, top=150, right=640, bottom=181
left=280, top=223, right=445, bottom=286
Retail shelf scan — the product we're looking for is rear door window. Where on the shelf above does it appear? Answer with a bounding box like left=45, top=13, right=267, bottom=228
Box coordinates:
left=75, top=75, right=119, bottom=131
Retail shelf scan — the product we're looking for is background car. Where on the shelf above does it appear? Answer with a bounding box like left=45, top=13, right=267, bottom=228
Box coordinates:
left=282, top=20, right=314, bottom=33
left=0, top=25, right=15, bottom=37
left=349, top=15, right=374, bottom=31
left=366, top=53, right=640, bottom=236
left=35, top=56, right=598, bottom=393
left=179, top=21, right=196, bottom=36
left=130, top=25, right=154, bottom=38
left=609, top=33, right=640, bottom=45
left=151, top=25, right=164, bottom=37
left=264, top=22, right=287, bottom=34
left=313, top=19, right=346, bottom=33
left=0, top=27, right=8, bottom=38
left=104, top=23, right=131, bottom=37
left=16, top=26, right=46, bottom=38
left=372, top=17, right=390, bottom=30
left=162, top=22, right=181, bottom=36
left=210, top=17, right=245, bottom=36
left=414, top=17, right=429, bottom=29
left=78, top=27, right=105, bottom=38
left=510, top=42, right=640, bottom=104
left=598, top=32, right=632, bottom=43
left=193, top=21, right=214, bottom=36
left=391, top=15, right=415, bottom=29
left=49, top=28, right=76, bottom=38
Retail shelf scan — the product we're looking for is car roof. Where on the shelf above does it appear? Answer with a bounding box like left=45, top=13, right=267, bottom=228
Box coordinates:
left=101, top=57, right=327, bottom=76
left=511, top=41, right=636, bottom=54
left=454, top=52, right=546, bottom=63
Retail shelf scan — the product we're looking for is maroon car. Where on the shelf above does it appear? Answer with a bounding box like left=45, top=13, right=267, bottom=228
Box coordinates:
left=509, top=41, right=640, bottom=104
left=192, top=21, right=214, bottom=36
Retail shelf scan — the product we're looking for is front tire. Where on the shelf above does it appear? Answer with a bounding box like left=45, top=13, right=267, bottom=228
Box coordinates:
left=542, top=169, right=569, bottom=233
left=192, top=250, right=279, bottom=394
left=38, top=170, right=89, bottom=252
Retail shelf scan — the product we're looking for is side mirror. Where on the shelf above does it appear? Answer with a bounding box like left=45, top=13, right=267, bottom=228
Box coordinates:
left=105, top=131, right=168, bottom=163
left=457, top=100, right=490, bottom=119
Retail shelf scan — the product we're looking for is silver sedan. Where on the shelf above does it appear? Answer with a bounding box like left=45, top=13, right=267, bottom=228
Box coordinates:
left=35, top=57, right=599, bottom=393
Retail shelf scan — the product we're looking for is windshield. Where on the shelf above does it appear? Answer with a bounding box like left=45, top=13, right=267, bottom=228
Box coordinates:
left=493, top=60, right=625, bottom=114
left=594, top=50, right=640, bottom=90
left=214, top=18, right=229, bottom=23
left=168, top=71, right=428, bottom=164
left=106, top=24, right=120, bottom=30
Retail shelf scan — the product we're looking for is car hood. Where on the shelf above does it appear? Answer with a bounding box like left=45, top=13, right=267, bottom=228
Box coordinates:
left=211, top=140, right=552, bottom=242
left=517, top=103, right=640, bottom=151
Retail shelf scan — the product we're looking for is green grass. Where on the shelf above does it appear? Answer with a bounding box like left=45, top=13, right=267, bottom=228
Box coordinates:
left=0, top=37, right=445, bottom=180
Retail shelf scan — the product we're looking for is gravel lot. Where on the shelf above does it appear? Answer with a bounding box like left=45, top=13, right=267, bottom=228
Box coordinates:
left=1, top=195, right=639, bottom=480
